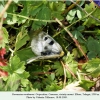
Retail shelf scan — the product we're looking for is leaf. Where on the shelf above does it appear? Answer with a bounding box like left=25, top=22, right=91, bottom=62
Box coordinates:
left=77, top=26, right=85, bottom=31
left=72, top=30, right=81, bottom=39
left=51, top=11, right=63, bottom=20
left=50, top=73, right=55, bottom=81
left=5, top=73, right=20, bottom=91
left=82, top=58, right=100, bottom=77
left=18, top=1, right=29, bottom=25
left=21, top=79, right=29, bottom=87
left=33, top=82, right=42, bottom=90
left=84, top=2, right=95, bottom=13
left=7, top=14, right=17, bottom=25
left=83, top=2, right=100, bottom=27
left=63, top=52, right=78, bottom=78
left=32, top=5, right=51, bottom=30
left=87, top=51, right=97, bottom=59
left=87, top=37, right=100, bottom=59
left=49, top=2, right=65, bottom=12
left=0, top=27, right=9, bottom=48
left=15, top=28, right=30, bottom=51
left=49, top=2, right=65, bottom=20
left=66, top=9, right=77, bottom=23
left=72, top=46, right=87, bottom=58
left=0, top=55, right=25, bottom=74
left=0, top=55, right=30, bottom=90
left=15, top=47, right=35, bottom=62
left=51, top=61, right=63, bottom=76
left=80, top=80, right=95, bottom=91
left=77, top=9, right=82, bottom=19
left=44, top=81, right=61, bottom=91
left=87, top=38, right=100, bottom=52
left=55, top=2, right=65, bottom=11
left=29, top=2, right=43, bottom=16
left=18, top=71, right=30, bottom=79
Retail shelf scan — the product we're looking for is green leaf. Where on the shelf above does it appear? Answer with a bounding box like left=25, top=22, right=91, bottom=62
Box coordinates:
left=14, top=62, right=25, bottom=74
left=5, top=73, right=20, bottom=91
left=49, top=2, right=65, bottom=12
left=77, top=26, right=85, bottom=31
left=18, top=71, right=30, bottom=79
left=87, top=38, right=100, bottom=52
left=15, top=28, right=30, bottom=51
left=49, top=2, right=64, bottom=20
left=77, top=9, right=82, bottom=19
left=0, top=79, right=5, bottom=91
left=82, top=58, right=100, bottom=77
left=83, top=2, right=100, bottom=27
left=32, top=5, right=51, bottom=30
left=66, top=9, right=77, bottom=23
left=63, top=52, right=78, bottom=78
left=51, top=61, right=63, bottom=76
left=18, top=1, right=29, bottom=25
left=80, top=80, right=95, bottom=90
left=51, top=11, right=63, bottom=20
left=0, top=27, right=9, bottom=48
left=29, top=2, right=43, bottom=16
left=55, top=2, right=65, bottom=11
left=87, top=51, right=97, bottom=59
left=72, top=28, right=85, bottom=41
left=84, top=2, right=95, bottom=14
left=72, top=46, right=87, bottom=58
left=33, top=82, right=42, bottom=90
left=50, top=73, right=55, bottom=81
left=44, top=82, right=61, bottom=91
left=15, top=47, right=35, bottom=62
left=0, top=55, right=30, bottom=91
left=1, top=55, right=25, bottom=74
left=21, top=79, right=29, bottom=87
left=87, top=37, right=100, bottom=59
left=7, top=14, right=17, bottom=25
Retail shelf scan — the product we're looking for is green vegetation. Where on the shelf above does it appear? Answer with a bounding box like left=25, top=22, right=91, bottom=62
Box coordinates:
left=0, top=0, right=100, bottom=91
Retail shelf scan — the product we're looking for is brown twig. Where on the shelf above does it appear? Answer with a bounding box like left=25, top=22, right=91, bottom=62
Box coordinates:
left=60, top=60, right=66, bottom=88
left=55, top=18, right=88, bottom=61
left=0, top=0, right=12, bottom=18
left=63, top=0, right=80, bottom=14
left=33, top=72, right=54, bottom=75
left=61, top=60, right=77, bottom=79
left=70, top=0, right=100, bottom=23
left=0, top=0, right=12, bottom=48
left=0, top=0, right=12, bottom=31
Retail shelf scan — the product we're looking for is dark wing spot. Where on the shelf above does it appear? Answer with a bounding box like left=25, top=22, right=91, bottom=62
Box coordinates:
left=44, top=46, right=48, bottom=50
left=49, top=40, right=54, bottom=45
left=44, top=37, right=48, bottom=41
left=41, top=51, right=51, bottom=56
left=41, top=52, right=47, bottom=56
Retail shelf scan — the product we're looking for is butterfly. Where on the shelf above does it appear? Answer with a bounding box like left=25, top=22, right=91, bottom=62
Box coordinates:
left=26, top=31, right=64, bottom=64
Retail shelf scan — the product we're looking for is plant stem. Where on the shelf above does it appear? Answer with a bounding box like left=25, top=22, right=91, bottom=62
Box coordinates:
left=55, top=18, right=88, bottom=61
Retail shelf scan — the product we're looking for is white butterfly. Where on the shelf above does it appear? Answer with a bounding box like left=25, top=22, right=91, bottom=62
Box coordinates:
left=27, top=31, right=64, bottom=64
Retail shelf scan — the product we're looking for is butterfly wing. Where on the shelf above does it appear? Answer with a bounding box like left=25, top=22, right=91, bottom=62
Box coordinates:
left=42, top=34, right=63, bottom=55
